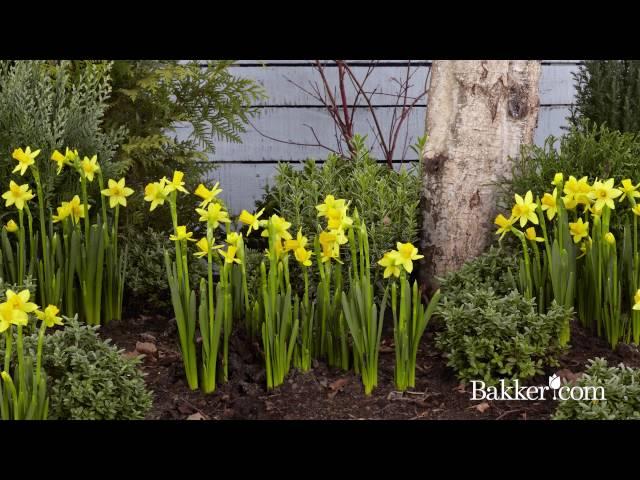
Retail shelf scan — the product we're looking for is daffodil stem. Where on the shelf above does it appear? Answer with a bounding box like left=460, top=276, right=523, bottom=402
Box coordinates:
left=80, top=172, right=90, bottom=244
left=18, top=209, right=24, bottom=287
left=32, top=166, right=51, bottom=306
left=24, top=204, right=36, bottom=280
left=16, top=325, right=25, bottom=399
left=35, top=321, right=46, bottom=389
left=3, top=329, right=12, bottom=374
left=98, top=172, right=108, bottom=225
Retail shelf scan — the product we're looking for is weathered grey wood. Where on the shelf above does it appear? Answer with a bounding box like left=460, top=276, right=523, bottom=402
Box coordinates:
left=177, top=105, right=570, bottom=162
left=176, top=106, right=427, bottom=162
left=226, top=63, right=577, bottom=106
left=231, top=65, right=430, bottom=106
left=534, top=106, right=572, bottom=145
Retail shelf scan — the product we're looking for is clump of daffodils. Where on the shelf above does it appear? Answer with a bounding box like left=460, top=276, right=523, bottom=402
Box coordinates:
left=493, top=173, right=640, bottom=349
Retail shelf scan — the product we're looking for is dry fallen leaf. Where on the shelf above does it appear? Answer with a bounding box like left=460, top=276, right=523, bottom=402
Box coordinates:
left=456, top=383, right=466, bottom=393
left=475, top=402, right=490, bottom=413
left=187, top=412, right=206, bottom=420
left=328, top=378, right=349, bottom=398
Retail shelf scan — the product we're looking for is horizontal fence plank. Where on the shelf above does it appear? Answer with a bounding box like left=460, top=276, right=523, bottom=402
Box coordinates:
left=538, top=63, right=580, bottom=105
left=177, top=106, right=427, bottom=162
left=534, top=106, right=572, bottom=146
left=232, top=65, right=430, bottom=106
left=227, top=63, right=577, bottom=106
left=177, top=105, right=568, bottom=162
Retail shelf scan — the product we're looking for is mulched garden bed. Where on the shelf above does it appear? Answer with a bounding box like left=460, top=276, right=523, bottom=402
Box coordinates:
left=100, top=317, right=640, bottom=420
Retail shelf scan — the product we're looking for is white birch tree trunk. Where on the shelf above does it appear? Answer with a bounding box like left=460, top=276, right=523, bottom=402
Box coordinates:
left=422, top=60, right=542, bottom=289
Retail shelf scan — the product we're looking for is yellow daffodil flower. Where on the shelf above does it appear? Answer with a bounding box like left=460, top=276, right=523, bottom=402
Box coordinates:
left=51, top=147, right=78, bottom=174
left=65, top=195, right=90, bottom=224
left=316, top=195, right=347, bottom=218
left=633, top=205, right=640, bottom=217
left=525, top=227, right=544, bottom=242
left=378, top=251, right=401, bottom=278
left=35, top=305, right=64, bottom=328
left=589, top=178, right=622, bottom=211
left=284, top=228, right=308, bottom=252
left=194, top=237, right=223, bottom=258
left=52, top=203, right=71, bottom=223
left=79, top=155, right=100, bottom=182
left=238, top=208, right=265, bottom=235
left=294, top=247, right=313, bottom=267
left=319, top=230, right=341, bottom=263
left=511, top=191, right=538, bottom=228
left=541, top=189, right=558, bottom=221
left=326, top=206, right=353, bottom=231
left=226, top=231, right=242, bottom=247
left=633, top=289, right=640, bottom=311
left=194, top=183, right=222, bottom=207
left=395, top=242, right=424, bottom=274
left=569, top=218, right=590, bottom=244
left=162, top=170, right=189, bottom=194
left=196, top=202, right=231, bottom=228
left=169, top=226, right=196, bottom=242
left=494, top=214, right=515, bottom=239
left=261, top=214, right=292, bottom=241
left=0, top=301, right=28, bottom=332
left=605, top=232, right=616, bottom=246
left=619, top=179, right=640, bottom=203
left=11, top=147, right=40, bottom=176
left=5, top=219, right=18, bottom=233
left=552, top=172, right=564, bottom=187
left=101, top=178, right=134, bottom=208
left=2, top=181, right=34, bottom=210
left=563, top=176, right=592, bottom=207
left=219, top=245, right=241, bottom=264
left=144, top=181, right=169, bottom=211
left=5, top=289, right=38, bottom=314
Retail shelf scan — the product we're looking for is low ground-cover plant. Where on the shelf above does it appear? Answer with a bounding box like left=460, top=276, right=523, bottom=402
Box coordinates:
left=436, top=288, right=571, bottom=386
left=436, top=245, right=519, bottom=299
left=9, top=316, right=152, bottom=420
left=553, top=357, right=640, bottom=420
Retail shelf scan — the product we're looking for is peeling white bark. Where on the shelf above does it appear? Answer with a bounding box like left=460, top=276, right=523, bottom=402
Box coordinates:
left=422, top=60, right=541, bottom=288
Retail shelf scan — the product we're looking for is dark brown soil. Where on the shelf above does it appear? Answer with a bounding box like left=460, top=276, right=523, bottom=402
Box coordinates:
left=100, top=317, right=640, bottom=420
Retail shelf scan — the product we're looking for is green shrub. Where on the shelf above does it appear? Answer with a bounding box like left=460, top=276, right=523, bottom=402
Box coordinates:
left=1, top=317, right=152, bottom=420
left=553, top=358, right=640, bottom=420
left=504, top=122, right=640, bottom=207
left=263, top=134, right=422, bottom=268
left=570, top=60, right=640, bottom=134
left=437, top=245, right=519, bottom=299
left=0, top=60, right=126, bottom=220
left=435, top=288, right=571, bottom=385
left=103, top=60, right=266, bottom=234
